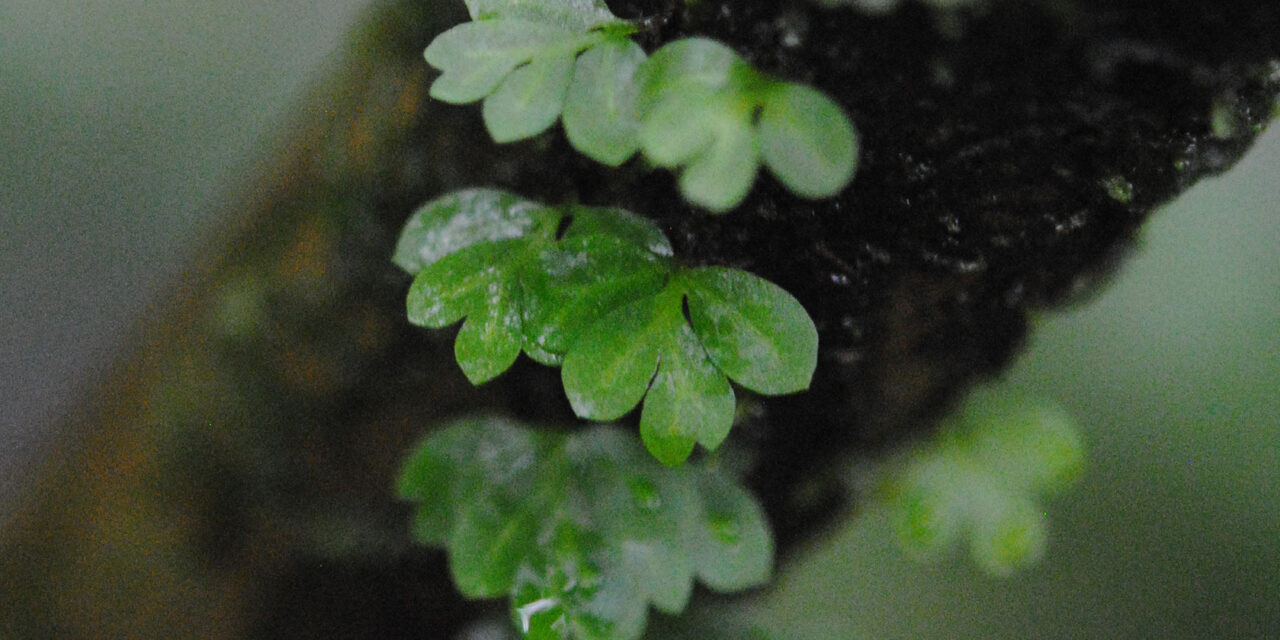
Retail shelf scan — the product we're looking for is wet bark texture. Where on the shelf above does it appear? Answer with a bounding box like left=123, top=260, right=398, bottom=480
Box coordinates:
left=2, top=0, right=1276, bottom=637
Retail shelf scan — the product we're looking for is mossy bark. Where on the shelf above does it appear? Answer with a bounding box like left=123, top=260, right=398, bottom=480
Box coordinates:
left=2, top=0, right=1276, bottom=637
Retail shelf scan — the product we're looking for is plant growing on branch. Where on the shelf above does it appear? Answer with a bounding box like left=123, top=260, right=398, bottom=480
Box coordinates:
left=423, top=0, right=859, bottom=210
left=393, top=188, right=818, bottom=466
left=398, top=417, right=773, bottom=640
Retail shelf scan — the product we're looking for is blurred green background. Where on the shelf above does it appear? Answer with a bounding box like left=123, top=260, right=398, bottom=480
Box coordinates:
left=1, top=1, right=1276, bottom=638
left=0, top=0, right=365, bottom=516
left=741, top=129, right=1280, bottom=638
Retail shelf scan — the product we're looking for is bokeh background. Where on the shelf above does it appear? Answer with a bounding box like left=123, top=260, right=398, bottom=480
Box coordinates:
left=740, top=126, right=1280, bottom=639
left=1, top=1, right=1276, bottom=638
left=1, top=0, right=367, bottom=519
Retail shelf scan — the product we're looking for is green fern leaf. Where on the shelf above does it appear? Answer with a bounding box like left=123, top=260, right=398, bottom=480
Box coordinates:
left=424, top=0, right=634, bottom=146
left=396, top=190, right=672, bottom=381
left=636, top=37, right=859, bottom=211
left=881, top=387, right=1084, bottom=574
left=398, top=417, right=775, bottom=640
left=395, top=190, right=818, bottom=465
left=562, top=38, right=647, bottom=165
left=424, top=5, right=859, bottom=211
left=562, top=267, right=815, bottom=465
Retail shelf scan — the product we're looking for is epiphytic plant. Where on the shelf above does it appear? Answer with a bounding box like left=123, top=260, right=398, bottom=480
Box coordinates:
left=393, top=188, right=818, bottom=466
left=879, top=387, right=1085, bottom=575
left=423, top=0, right=859, bottom=210
left=635, top=37, right=858, bottom=210
left=395, top=3, right=1087, bottom=639
left=398, top=416, right=772, bottom=640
